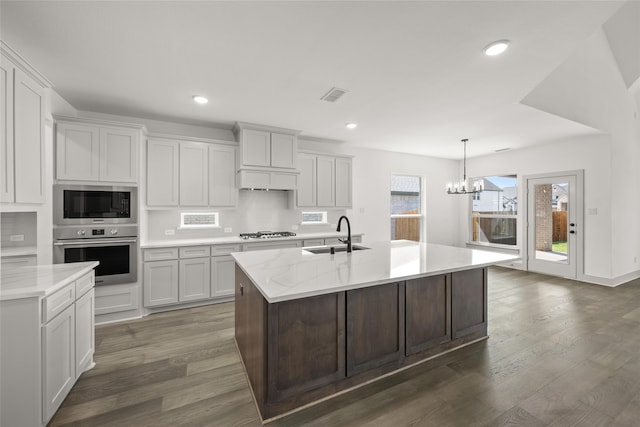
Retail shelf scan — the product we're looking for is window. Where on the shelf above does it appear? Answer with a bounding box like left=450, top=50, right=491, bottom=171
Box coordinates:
left=180, top=212, right=219, bottom=228
left=301, top=211, right=328, bottom=224
left=470, top=175, right=517, bottom=247
left=390, top=175, right=422, bottom=242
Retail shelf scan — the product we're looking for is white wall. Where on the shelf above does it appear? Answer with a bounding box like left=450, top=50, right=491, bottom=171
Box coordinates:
left=467, top=134, right=613, bottom=280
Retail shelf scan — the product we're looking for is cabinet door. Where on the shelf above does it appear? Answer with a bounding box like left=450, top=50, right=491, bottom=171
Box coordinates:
left=316, top=156, right=335, bottom=207
left=267, top=293, right=345, bottom=402
left=179, top=258, right=211, bottom=302
left=270, top=132, right=296, bottom=169
left=209, top=145, right=237, bottom=207
left=43, top=304, right=75, bottom=422
left=179, top=142, right=209, bottom=206
left=335, top=157, right=352, bottom=208
left=75, top=288, right=95, bottom=376
left=143, top=260, right=179, bottom=307
left=146, top=139, right=179, bottom=206
left=0, top=58, right=14, bottom=202
left=56, top=122, right=100, bottom=181
left=211, top=256, right=235, bottom=298
left=406, top=275, right=451, bottom=356
left=242, top=129, right=270, bottom=167
left=99, top=127, right=138, bottom=183
left=452, top=268, right=487, bottom=339
left=14, top=67, right=44, bottom=202
left=296, top=154, right=316, bottom=206
left=346, top=282, right=405, bottom=376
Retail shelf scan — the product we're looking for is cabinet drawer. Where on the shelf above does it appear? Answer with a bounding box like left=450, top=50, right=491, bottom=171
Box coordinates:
left=211, top=244, right=242, bottom=256
left=75, top=271, right=95, bottom=297
left=179, top=246, right=211, bottom=258
left=143, top=248, right=179, bottom=261
left=43, top=283, right=76, bottom=323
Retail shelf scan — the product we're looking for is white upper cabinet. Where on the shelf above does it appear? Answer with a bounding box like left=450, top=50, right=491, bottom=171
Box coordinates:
left=335, top=156, right=353, bottom=207
left=296, top=153, right=317, bottom=207
left=234, top=122, right=299, bottom=170
left=270, top=132, right=297, bottom=169
left=241, top=129, right=271, bottom=167
left=316, top=155, right=336, bottom=207
left=55, top=117, right=142, bottom=184
left=146, top=137, right=237, bottom=208
left=147, top=138, right=179, bottom=206
left=209, top=144, right=237, bottom=207
left=295, top=153, right=353, bottom=208
left=99, top=127, right=138, bottom=183
left=56, top=123, right=100, bottom=181
left=1, top=43, right=49, bottom=204
left=179, top=142, right=209, bottom=206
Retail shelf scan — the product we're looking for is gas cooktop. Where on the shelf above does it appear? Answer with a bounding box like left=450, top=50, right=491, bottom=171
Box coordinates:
left=239, top=231, right=297, bottom=240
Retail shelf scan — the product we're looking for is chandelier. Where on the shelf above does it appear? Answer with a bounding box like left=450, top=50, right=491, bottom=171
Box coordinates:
left=446, top=139, right=484, bottom=194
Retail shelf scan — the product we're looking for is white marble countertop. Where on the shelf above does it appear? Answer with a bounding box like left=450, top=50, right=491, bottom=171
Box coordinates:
left=0, top=261, right=99, bottom=301
left=1, top=246, right=38, bottom=257
left=141, top=231, right=363, bottom=249
left=232, top=240, right=520, bottom=303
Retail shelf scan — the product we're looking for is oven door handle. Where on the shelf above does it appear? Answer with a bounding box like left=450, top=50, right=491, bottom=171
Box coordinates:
left=53, top=239, right=137, bottom=246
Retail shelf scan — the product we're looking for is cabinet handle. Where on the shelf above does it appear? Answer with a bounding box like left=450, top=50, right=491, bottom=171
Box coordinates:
left=240, top=283, right=244, bottom=296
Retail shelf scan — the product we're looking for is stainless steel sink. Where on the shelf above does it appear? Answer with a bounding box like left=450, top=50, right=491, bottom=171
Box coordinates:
left=304, top=245, right=369, bottom=254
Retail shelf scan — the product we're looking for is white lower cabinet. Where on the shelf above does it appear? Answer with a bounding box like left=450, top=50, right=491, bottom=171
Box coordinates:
left=143, top=246, right=215, bottom=308
left=143, top=259, right=179, bottom=307
left=43, top=304, right=75, bottom=421
left=211, top=256, right=235, bottom=298
left=75, top=289, right=95, bottom=374
left=0, top=268, right=96, bottom=426
left=179, top=258, right=211, bottom=301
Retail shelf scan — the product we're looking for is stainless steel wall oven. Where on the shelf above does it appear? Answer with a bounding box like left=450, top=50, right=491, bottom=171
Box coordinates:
left=53, top=184, right=138, bottom=286
left=53, top=225, right=138, bottom=286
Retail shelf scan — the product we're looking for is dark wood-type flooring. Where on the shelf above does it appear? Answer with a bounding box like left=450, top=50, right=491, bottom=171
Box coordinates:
left=49, top=267, right=640, bottom=426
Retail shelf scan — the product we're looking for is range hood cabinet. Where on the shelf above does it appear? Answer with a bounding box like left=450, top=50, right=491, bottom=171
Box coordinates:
left=237, top=169, right=298, bottom=191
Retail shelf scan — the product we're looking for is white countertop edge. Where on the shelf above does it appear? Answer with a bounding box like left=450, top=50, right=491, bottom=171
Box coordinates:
left=140, top=232, right=364, bottom=249
left=0, top=261, right=99, bottom=301
left=1, top=246, right=38, bottom=257
left=232, top=241, right=520, bottom=304
left=236, top=258, right=518, bottom=304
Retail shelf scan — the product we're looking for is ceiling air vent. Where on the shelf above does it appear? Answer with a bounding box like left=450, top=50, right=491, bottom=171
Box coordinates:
left=321, top=87, right=349, bottom=103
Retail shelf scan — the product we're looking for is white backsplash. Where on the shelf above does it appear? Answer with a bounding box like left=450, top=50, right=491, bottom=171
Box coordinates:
left=144, top=190, right=347, bottom=241
left=1, top=212, right=37, bottom=248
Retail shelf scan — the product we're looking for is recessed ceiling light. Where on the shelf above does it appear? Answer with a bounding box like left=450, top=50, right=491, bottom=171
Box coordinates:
left=483, top=40, right=510, bottom=56
left=345, top=122, right=358, bottom=129
left=192, top=95, right=208, bottom=105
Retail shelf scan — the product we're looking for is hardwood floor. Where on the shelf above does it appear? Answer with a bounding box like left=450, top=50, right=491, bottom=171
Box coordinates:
left=49, top=267, right=640, bottom=426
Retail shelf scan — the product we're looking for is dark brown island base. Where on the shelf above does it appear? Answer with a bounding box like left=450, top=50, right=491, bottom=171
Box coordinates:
left=233, top=241, right=515, bottom=422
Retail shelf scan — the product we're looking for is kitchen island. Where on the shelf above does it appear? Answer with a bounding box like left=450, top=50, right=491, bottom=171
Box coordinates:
left=232, top=240, right=518, bottom=421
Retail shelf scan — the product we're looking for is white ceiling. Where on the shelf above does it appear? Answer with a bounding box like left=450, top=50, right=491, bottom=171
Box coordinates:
left=0, top=1, right=625, bottom=159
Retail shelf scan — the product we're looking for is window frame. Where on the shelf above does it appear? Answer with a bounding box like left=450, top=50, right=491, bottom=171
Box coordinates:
left=390, top=173, right=425, bottom=242
left=468, top=175, right=518, bottom=249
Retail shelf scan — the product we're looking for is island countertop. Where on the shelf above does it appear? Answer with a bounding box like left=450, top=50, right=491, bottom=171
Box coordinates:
left=0, top=261, right=99, bottom=301
left=231, top=240, right=519, bottom=303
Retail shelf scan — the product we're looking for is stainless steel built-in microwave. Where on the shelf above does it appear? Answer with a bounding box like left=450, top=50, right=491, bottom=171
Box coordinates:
left=53, top=184, right=137, bottom=226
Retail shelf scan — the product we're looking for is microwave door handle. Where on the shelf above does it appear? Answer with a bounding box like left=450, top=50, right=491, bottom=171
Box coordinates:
left=54, top=239, right=137, bottom=246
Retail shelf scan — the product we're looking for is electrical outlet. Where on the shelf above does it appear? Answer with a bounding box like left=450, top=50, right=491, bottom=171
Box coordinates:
left=9, top=234, right=24, bottom=242
left=224, top=227, right=232, bottom=233
left=291, top=225, right=299, bottom=230
left=165, top=229, right=175, bottom=236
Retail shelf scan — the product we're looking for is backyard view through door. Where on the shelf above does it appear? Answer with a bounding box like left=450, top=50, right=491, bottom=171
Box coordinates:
left=526, top=173, right=579, bottom=278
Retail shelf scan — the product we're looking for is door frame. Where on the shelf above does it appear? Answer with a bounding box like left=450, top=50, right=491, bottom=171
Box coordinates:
left=523, top=170, right=584, bottom=279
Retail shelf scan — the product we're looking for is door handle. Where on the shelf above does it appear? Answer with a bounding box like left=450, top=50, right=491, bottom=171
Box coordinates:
left=569, top=230, right=576, bottom=234
left=570, top=223, right=575, bottom=227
